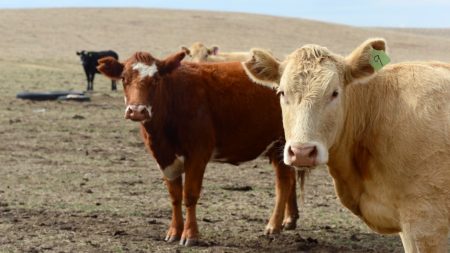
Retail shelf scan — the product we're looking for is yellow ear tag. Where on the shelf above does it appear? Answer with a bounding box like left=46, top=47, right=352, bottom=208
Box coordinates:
left=370, top=48, right=390, bottom=71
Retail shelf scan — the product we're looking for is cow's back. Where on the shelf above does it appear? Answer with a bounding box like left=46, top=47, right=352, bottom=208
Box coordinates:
left=208, top=52, right=250, bottom=63
left=362, top=62, right=450, bottom=160
left=169, top=62, right=283, bottom=164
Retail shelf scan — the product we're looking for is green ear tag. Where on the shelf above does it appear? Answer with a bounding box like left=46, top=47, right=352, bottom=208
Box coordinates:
left=370, top=48, right=390, bottom=71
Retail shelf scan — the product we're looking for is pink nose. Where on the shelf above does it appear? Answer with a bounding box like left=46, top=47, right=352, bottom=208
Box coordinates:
left=125, top=104, right=150, bottom=121
left=285, top=144, right=318, bottom=167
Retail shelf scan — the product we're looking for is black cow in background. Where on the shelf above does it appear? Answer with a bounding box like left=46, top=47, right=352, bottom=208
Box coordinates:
left=76, top=50, right=119, bottom=91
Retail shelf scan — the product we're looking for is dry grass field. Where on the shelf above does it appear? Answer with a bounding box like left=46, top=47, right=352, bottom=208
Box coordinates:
left=0, top=8, right=449, bottom=253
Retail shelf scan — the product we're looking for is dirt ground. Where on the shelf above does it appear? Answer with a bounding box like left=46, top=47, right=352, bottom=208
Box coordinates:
left=1, top=8, right=449, bottom=253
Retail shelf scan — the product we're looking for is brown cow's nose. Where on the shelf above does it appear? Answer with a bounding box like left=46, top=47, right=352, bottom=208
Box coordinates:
left=286, top=144, right=317, bottom=167
left=125, top=104, right=150, bottom=121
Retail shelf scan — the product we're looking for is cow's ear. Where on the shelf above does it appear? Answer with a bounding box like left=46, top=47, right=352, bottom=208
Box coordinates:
left=157, top=51, right=186, bottom=75
left=97, top=57, right=124, bottom=80
left=208, top=46, right=219, bottom=55
left=344, top=38, right=387, bottom=85
left=180, top=46, right=191, bottom=56
left=242, top=48, right=282, bottom=88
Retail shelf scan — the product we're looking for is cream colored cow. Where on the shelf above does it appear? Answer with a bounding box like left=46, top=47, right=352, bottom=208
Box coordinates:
left=243, top=38, right=450, bottom=253
left=181, top=42, right=250, bottom=63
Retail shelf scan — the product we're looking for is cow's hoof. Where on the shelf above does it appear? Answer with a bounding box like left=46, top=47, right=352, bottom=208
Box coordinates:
left=282, top=219, right=297, bottom=230
left=179, top=238, right=198, bottom=246
left=164, top=235, right=180, bottom=243
left=264, top=224, right=281, bottom=235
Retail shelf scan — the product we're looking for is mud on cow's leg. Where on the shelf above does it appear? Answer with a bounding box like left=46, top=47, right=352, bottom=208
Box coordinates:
left=164, top=176, right=184, bottom=243
left=265, top=152, right=299, bottom=235
left=179, top=158, right=208, bottom=246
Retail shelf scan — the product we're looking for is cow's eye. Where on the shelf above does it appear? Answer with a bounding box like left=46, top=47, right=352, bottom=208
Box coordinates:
left=331, top=90, right=339, bottom=98
left=276, top=90, right=285, bottom=97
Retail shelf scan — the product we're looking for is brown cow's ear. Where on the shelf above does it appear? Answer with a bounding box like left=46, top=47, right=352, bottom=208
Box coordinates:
left=242, top=48, right=282, bottom=88
left=157, top=51, right=186, bottom=75
left=97, top=57, right=124, bottom=80
left=180, top=46, right=191, bottom=56
left=344, top=38, right=387, bottom=85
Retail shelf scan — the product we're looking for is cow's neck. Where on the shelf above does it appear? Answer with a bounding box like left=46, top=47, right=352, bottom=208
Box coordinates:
left=327, top=81, right=385, bottom=216
left=145, top=78, right=171, bottom=129
left=140, top=78, right=178, bottom=164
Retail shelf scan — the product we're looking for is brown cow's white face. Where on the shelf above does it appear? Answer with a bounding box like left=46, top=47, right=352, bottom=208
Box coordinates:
left=97, top=51, right=186, bottom=122
left=181, top=42, right=218, bottom=63
left=121, top=59, right=157, bottom=121
left=243, top=39, right=387, bottom=167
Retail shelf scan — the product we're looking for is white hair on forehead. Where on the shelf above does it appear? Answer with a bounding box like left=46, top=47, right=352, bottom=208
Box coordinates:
left=132, top=62, right=158, bottom=78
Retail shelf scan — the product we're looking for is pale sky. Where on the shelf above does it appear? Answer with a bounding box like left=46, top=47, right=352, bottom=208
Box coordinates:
left=1, top=0, right=449, bottom=28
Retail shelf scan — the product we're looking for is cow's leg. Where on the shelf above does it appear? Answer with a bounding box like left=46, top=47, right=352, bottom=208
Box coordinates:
left=399, top=205, right=448, bottom=253
left=265, top=153, right=298, bottom=234
left=90, top=73, right=95, bottom=91
left=87, top=73, right=92, bottom=91
left=282, top=167, right=299, bottom=230
left=84, top=71, right=90, bottom=91
left=179, top=158, right=207, bottom=246
left=111, top=80, right=117, bottom=91
left=164, top=176, right=184, bottom=243
left=400, top=226, right=448, bottom=253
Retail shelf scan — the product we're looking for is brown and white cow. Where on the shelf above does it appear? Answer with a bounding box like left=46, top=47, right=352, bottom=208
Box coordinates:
left=243, top=38, right=450, bottom=252
left=181, top=42, right=250, bottom=63
left=97, top=51, right=303, bottom=246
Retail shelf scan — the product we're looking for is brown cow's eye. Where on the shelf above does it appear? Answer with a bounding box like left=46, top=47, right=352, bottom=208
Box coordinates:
left=332, top=90, right=339, bottom=98
left=276, top=90, right=285, bottom=97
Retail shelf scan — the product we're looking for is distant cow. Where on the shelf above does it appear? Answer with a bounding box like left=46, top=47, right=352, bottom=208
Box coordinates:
left=181, top=42, right=250, bottom=63
left=244, top=38, right=450, bottom=253
left=97, top=51, right=304, bottom=246
left=76, top=50, right=119, bottom=91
